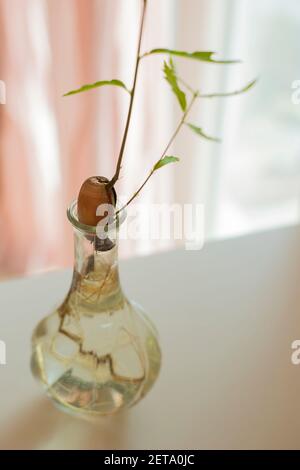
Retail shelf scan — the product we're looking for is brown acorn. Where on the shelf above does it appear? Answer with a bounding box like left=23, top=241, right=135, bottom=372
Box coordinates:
left=77, top=176, right=116, bottom=226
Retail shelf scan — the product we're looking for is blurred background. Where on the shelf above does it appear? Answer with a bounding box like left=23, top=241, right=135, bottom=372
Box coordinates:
left=0, top=0, right=300, bottom=277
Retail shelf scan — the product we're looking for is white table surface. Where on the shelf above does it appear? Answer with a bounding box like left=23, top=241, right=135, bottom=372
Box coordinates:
left=0, top=225, right=300, bottom=450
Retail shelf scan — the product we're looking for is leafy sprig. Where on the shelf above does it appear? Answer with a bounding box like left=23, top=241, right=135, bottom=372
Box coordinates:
left=141, top=48, right=240, bottom=64
left=63, top=0, right=257, bottom=212
left=63, top=79, right=131, bottom=96
left=163, top=59, right=186, bottom=111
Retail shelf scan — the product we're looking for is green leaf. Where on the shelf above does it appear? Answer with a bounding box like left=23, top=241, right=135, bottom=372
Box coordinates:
left=163, top=60, right=186, bottom=111
left=198, top=78, right=257, bottom=98
left=153, top=156, right=180, bottom=171
left=144, top=49, right=239, bottom=64
left=63, top=79, right=130, bottom=96
left=186, top=123, right=221, bottom=143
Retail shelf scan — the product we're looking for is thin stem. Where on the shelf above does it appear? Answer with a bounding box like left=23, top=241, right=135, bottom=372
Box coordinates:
left=178, top=76, right=196, bottom=95
left=108, top=0, right=147, bottom=189
left=116, top=92, right=198, bottom=215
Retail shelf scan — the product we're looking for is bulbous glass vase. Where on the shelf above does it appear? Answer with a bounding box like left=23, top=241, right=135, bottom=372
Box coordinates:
left=31, top=201, right=161, bottom=418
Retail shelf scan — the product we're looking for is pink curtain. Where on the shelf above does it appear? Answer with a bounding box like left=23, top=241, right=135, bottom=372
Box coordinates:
left=0, top=0, right=176, bottom=277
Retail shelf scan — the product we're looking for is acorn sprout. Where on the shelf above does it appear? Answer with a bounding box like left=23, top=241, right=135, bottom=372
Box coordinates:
left=77, top=176, right=116, bottom=226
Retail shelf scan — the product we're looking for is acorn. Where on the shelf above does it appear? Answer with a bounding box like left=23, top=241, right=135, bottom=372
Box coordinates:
left=77, top=176, right=116, bottom=227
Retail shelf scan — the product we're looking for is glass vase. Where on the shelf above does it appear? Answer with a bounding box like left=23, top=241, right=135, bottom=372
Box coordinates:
left=31, top=200, right=161, bottom=418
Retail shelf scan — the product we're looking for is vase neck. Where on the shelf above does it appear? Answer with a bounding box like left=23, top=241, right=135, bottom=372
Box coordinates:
left=65, top=229, right=124, bottom=313
left=73, top=229, right=118, bottom=276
